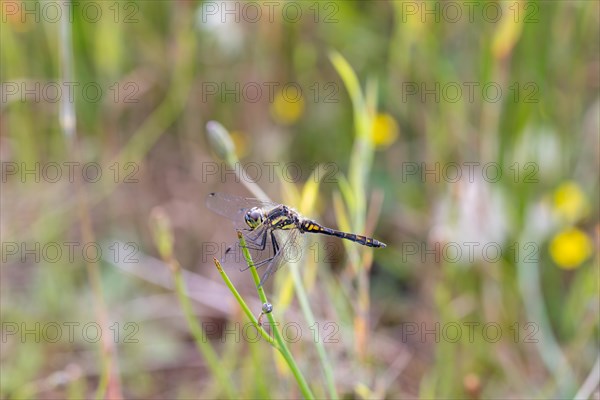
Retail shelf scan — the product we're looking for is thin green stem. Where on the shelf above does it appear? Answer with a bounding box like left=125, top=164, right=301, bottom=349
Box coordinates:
left=213, top=257, right=279, bottom=348
left=516, top=245, right=575, bottom=397
left=59, top=2, right=121, bottom=397
left=170, top=259, right=237, bottom=398
left=205, top=121, right=270, bottom=201
left=237, top=232, right=315, bottom=400
left=150, top=209, right=235, bottom=397
left=330, top=51, right=377, bottom=366
left=289, top=262, right=339, bottom=399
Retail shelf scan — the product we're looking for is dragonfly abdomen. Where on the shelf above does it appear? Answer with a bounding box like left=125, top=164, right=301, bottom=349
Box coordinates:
left=300, top=220, right=386, bottom=248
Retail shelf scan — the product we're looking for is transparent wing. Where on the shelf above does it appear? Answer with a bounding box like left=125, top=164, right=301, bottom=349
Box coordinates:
left=206, top=192, right=279, bottom=222
left=217, top=226, right=304, bottom=286
left=257, top=228, right=304, bottom=286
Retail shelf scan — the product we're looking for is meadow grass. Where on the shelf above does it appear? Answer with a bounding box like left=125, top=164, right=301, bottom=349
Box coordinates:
left=1, top=1, right=598, bottom=398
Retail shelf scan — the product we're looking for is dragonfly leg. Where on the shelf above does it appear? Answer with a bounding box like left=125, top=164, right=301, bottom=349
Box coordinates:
left=252, top=255, right=275, bottom=268
left=271, top=231, right=280, bottom=254
left=250, top=232, right=281, bottom=270
left=240, top=254, right=274, bottom=271
left=254, top=233, right=282, bottom=286
left=254, top=231, right=280, bottom=269
left=244, top=229, right=269, bottom=251
left=240, top=229, right=270, bottom=271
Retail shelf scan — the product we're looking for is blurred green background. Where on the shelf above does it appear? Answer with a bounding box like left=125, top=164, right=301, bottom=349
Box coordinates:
left=1, top=1, right=599, bottom=399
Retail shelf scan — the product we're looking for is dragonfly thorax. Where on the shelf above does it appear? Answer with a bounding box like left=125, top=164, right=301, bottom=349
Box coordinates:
left=244, top=207, right=265, bottom=229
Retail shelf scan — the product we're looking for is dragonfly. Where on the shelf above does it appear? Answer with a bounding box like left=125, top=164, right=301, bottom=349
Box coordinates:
left=206, top=192, right=386, bottom=286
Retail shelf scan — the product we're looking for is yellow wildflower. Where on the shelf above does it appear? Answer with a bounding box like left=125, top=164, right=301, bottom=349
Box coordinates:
left=371, top=113, right=399, bottom=149
left=549, top=227, right=593, bottom=269
left=270, top=88, right=305, bottom=125
left=553, top=181, right=589, bottom=223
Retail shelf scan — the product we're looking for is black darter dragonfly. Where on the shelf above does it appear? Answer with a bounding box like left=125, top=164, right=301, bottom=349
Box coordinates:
left=206, top=192, right=386, bottom=285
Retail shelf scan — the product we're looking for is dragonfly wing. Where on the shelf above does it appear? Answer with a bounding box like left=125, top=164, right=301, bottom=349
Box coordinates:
left=258, top=228, right=303, bottom=286
left=217, top=224, right=282, bottom=273
left=216, top=227, right=302, bottom=286
left=206, top=192, right=279, bottom=221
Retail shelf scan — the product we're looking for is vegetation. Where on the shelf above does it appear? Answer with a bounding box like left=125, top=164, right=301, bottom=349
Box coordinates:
left=1, top=1, right=598, bottom=398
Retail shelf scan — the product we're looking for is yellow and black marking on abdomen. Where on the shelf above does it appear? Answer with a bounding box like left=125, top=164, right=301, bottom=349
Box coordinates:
left=300, top=220, right=386, bottom=248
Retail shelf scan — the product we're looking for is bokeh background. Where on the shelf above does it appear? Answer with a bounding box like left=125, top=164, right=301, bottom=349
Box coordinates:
left=1, top=1, right=599, bottom=399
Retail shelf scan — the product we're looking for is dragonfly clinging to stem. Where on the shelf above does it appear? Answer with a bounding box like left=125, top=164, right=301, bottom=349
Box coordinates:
left=206, top=192, right=386, bottom=285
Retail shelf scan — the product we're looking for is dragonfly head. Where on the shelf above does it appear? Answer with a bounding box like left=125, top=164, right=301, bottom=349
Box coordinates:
left=244, top=207, right=265, bottom=229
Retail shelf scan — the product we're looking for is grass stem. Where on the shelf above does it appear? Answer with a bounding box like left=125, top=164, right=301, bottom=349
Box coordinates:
left=237, top=232, right=315, bottom=399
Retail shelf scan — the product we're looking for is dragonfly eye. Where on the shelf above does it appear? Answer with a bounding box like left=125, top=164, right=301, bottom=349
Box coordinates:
left=244, top=207, right=264, bottom=229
